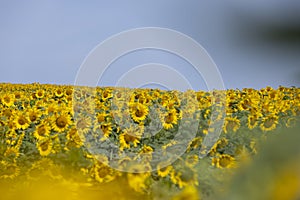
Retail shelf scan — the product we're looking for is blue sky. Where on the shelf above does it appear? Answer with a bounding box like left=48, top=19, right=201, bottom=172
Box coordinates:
left=1, top=0, right=299, bottom=91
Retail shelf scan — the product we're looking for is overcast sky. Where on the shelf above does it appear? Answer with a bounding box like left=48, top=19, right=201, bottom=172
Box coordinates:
left=1, top=0, right=299, bottom=91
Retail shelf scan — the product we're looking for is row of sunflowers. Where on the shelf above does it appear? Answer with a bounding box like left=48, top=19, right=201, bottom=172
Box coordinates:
left=0, top=83, right=299, bottom=199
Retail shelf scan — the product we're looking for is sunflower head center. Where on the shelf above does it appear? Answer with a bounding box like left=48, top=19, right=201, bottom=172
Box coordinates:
left=165, top=113, right=175, bottom=123
left=135, top=109, right=144, bottom=117
left=219, top=157, right=232, bottom=167
left=30, top=114, right=37, bottom=121
left=40, top=141, right=50, bottom=151
left=97, top=166, right=110, bottom=178
left=38, top=127, right=46, bottom=136
left=56, top=117, right=67, bottom=128
left=124, top=133, right=136, bottom=142
left=4, top=97, right=11, bottom=103
left=97, top=115, right=105, bottom=123
left=18, top=118, right=26, bottom=125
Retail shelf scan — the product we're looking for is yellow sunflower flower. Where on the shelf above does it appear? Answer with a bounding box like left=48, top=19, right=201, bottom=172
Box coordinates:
left=0, top=161, right=20, bottom=179
left=1, top=93, right=15, bottom=107
left=187, top=137, right=203, bottom=152
left=93, top=163, right=118, bottom=183
left=130, top=102, right=149, bottom=123
left=101, top=88, right=113, bottom=101
left=34, top=122, right=51, bottom=140
left=136, top=145, right=153, bottom=162
left=54, top=87, right=64, bottom=98
left=212, top=154, right=236, bottom=169
left=28, top=108, right=42, bottom=123
left=74, top=114, right=92, bottom=134
left=1, top=107, right=14, bottom=119
left=64, top=87, right=73, bottom=97
left=223, top=116, right=240, bottom=133
left=97, top=122, right=113, bottom=138
left=35, top=89, right=45, bottom=99
left=13, top=91, right=23, bottom=100
left=14, top=112, right=30, bottom=130
left=161, top=109, right=178, bottom=130
left=96, top=112, right=109, bottom=124
left=247, top=114, right=260, bottom=130
left=260, top=114, right=279, bottom=132
left=119, top=126, right=143, bottom=151
left=185, top=155, right=199, bottom=167
left=46, top=103, right=58, bottom=115
left=157, top=161, right=173, bottom=178
left=65, top=128, right=84, bottom=149
left=4, top=147, right=20, bottom=159
left=209, top=138, right=228, bottom=156
left=51, top=112, right=72, bottom=133
left=37, top=138, right=53, bottom=156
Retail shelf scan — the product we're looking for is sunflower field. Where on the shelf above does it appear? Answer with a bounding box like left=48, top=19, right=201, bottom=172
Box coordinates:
left=0, top=83, right=299, bottom=200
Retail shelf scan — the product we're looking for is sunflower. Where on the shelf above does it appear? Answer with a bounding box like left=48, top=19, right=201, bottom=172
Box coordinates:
left=34, top=122, right=51, bottom=140
left=130, top=102, right=149, bottom=123
left=37, top=138, right=53, bottom=156
left=101, top=88, right=113, bottom=101
left=157, top=161, right=173, bottom=178
left=98, top=123, right=113, bottom=138
left=1, top=107, right=14, bottom=119
left=209, top=138, right=228, bottom=156
left=260, top=114, right=279, bottom=132
left=1, top=93, right=14, bottom=107
left=0, top=161, right=20, bottom=179
left=28, top=108, right=42, bottom=123
left=54, top=87, right=64, bottom=98
left=187, top=137, right=203, bottom=152
left=93, top=163, right=117, bottom=183
left=96, top=112, right=108, bottom=124
left=66, top=128, right=84, bottom=149
left=64, top=87, right=73, bottom=97
left=75, top=114, right=92, bottom=134
left=223, top=116, right=240, bottom=133
left=4, top=147, right=20, bottom=159
left=14, top=112, right=30, bottom=130
left=119, top=126, right=143, bottom=151
left=114, top=88, right=126, bottom=98
left=247, top=114, right=259, bottom=130
left=161, top=109, right=178, bottom=130
left=46, top=103, right=58, bottom=115
left=212, top=154, right=236, bottom=168
left=185, top=155, right=199, bottom=167
left=14, top=91, right=23, bottom=100
left=52, top=112, right=72, bottom=133
left=35, top=89, right=45, bottom=99
left=136, top=145, right=153, bottom=162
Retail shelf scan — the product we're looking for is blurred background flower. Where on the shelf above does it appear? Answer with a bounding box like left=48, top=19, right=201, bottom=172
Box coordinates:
left=216, top=125, right=300, bottom=200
